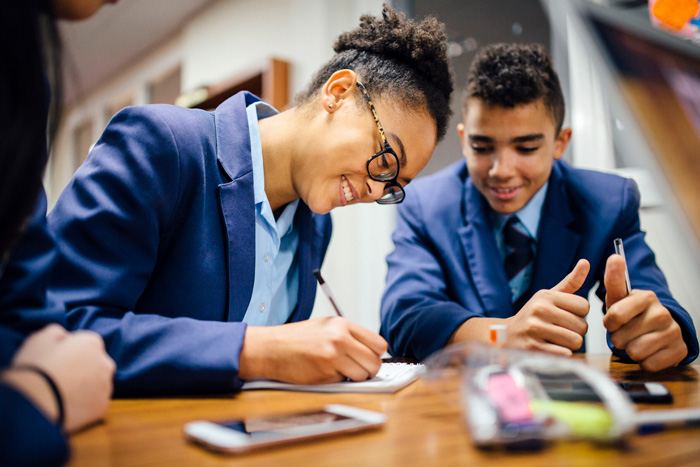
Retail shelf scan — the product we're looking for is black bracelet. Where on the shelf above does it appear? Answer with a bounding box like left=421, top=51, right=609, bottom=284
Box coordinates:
left=13, top=365, right=65, bottom=429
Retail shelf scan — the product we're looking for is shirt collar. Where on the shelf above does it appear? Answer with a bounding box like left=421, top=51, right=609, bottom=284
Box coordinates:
left=246, top=101, right=299, bottom=236
left=246, top=101, right=278, bottom=206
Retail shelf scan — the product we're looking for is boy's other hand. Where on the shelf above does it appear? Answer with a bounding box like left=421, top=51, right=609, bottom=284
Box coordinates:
left=603, top=254, right=687, bottom=372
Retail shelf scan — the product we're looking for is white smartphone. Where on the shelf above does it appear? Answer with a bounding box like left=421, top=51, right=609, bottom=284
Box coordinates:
left=184, top=404, right=386, bottom=454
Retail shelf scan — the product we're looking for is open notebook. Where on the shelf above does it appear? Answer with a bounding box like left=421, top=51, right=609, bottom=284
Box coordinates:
left=242, top=362, right=424, bottom=394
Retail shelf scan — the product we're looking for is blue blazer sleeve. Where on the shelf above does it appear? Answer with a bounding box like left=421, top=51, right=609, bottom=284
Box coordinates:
left=0, top=191, right=65, bottom=366
left=380, top=188, right=478, bottom=361
left=48, top=107, right=247, bottom=396
left=595, top=179, right=699, bottom=364
left=0, top=384, right=69, bottom=466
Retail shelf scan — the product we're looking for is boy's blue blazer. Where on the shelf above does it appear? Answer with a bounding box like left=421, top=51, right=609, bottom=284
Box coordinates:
left=380, top=159, right=698, bottom=363
left=48, top=92, right=332, bottom=396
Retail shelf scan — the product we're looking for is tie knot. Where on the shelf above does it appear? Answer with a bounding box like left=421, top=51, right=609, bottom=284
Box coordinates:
left=503, top=217, right=531, bottom=249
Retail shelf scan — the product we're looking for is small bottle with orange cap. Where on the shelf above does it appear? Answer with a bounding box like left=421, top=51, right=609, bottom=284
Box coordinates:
left=489, top=323, right=508, bottom=367
left=489, top=324, right=507, bottom=347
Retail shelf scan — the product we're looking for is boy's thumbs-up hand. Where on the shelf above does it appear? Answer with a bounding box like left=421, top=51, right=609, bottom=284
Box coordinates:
left=504, top=259, right=591, bottom=356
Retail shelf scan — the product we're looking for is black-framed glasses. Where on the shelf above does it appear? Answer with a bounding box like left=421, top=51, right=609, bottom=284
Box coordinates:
left=356, top=82, right=405, bottom=205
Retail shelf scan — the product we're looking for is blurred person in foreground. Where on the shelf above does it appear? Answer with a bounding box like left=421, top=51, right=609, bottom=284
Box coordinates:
left=0, top=1, right=117, bottom=465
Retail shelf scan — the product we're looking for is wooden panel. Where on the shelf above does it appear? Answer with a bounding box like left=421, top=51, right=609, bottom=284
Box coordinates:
left=181, top=58, right=289, bottom=111
left=262, top=58, right=290, bottom=111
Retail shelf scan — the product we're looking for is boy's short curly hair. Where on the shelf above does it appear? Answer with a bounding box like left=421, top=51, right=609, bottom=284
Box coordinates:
left=295, top=4, right=453, bottom=141
left=464, top=43, right=565, bottom=133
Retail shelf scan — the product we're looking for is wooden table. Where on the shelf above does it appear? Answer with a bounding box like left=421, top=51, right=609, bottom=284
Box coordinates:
left=68, top=355, right=700, bottom=466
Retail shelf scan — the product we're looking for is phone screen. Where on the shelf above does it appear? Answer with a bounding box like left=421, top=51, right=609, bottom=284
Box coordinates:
left=218, top=410, right=353, bottom=438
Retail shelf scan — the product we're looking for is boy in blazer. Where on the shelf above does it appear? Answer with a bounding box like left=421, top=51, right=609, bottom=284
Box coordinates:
left=380, top=43, right=697, bottom=371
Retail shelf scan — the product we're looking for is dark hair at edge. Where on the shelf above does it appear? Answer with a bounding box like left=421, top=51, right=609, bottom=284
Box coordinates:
left=0, top=0, right=63, bottom=256
left=294, top=4, right=453, bottom=141
left=464, top=43, right=565, bottom=133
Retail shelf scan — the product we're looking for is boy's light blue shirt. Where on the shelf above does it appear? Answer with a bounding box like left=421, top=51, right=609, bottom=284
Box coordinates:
left=489, top=182, right=549, bottom=302
left=242, top=102, right=300, bottom=325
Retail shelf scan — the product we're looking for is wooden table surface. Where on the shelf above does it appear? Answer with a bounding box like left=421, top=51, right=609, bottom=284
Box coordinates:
left=68, top=354, right=700, bottom=466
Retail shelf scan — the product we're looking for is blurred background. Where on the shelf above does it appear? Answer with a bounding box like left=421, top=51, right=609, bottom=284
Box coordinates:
left=48, top=0, right=700, bottom=354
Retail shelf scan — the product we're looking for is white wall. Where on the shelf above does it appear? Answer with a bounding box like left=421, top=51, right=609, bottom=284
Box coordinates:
left=182, top=0, right=382, bottom=97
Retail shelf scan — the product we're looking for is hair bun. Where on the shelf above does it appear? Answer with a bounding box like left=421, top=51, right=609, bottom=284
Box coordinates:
left=333, top=5, right=451, bottom=102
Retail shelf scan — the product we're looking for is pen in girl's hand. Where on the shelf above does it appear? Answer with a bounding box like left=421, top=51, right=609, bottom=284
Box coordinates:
left=313, top=269, right=346, bottom=318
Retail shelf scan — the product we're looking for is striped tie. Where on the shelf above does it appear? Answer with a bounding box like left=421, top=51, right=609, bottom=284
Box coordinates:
left=503, top=216, right=534, bottom=310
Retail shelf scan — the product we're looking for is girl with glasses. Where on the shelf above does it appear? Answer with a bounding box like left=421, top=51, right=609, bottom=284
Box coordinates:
left=45, top=5, right=453, bottom=396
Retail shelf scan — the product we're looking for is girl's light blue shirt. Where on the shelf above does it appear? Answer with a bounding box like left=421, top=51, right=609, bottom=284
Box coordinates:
left=242, top=102, right=300, bottom=325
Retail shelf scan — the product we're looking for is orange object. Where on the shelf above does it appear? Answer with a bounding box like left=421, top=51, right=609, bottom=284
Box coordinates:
left=489, top=324, right=507, bottom=346
left=652, top=0, right=700, bottom=32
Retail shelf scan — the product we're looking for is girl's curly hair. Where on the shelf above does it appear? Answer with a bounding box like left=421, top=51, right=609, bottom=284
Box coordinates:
left=296, top=4, right=453, bottom=141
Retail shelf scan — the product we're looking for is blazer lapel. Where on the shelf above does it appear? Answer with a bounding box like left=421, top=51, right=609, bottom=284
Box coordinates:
left=530, top=164, right=581, bottom=293
left=214, top=92, right=261, bottom=321
left=460, top=180, right=513, bottom=318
